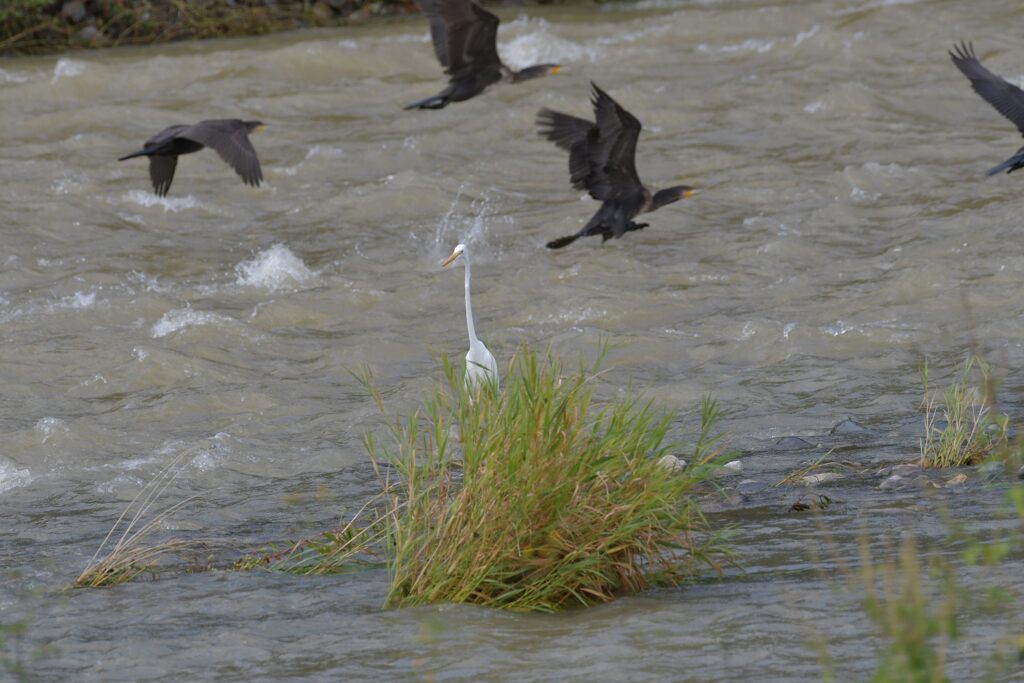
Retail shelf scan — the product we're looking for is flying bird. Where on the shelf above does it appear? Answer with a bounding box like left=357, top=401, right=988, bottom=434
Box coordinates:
left=537, top=83, right=695, bottom=249
left=950, top=41, right=1024, bottom=176
left=118, top=119, right=265, bottom=196
left=405, top=0, right=561, bottom=110
left=442, top=243, right=499, bottom=393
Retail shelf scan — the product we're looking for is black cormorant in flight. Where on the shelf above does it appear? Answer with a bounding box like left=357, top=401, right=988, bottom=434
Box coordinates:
left=118, top=119, right=265, bottom=197
left=537, top=83, right=695, bottom=249
left=406, top=0, right=561, bottom=110
left=951, top=41, right=1024, bottom=176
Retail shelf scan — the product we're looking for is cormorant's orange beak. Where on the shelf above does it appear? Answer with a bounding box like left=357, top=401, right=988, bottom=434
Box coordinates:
left=256, top=124, right=267, bottom=133
left=683, top=189, right=696, bottom=199
left=441, top=251, right=459, bottom=268
left=549, top=66, right=561, bottom=75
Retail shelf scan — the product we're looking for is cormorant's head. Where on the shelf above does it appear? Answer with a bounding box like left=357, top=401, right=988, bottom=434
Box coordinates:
left=442, top=243, right=466, bottom=268
left=245, top=121, right=267, bottom=133
left=512, top=64, right=561, bottom=83
left=652, top=185, right=695, bottom=210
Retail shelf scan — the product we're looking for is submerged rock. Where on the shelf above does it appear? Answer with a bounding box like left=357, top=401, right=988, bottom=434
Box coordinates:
left=829, top=417, right=873, bottom=436
left=736, top=479, right=761, bottom=495
left=774, top=436, right=814, bottom=451
left=891, top=463, right=922, bottom=477
left=801, top=472, right=843, bottom=487
left=878, top=474, right=908, bottom=490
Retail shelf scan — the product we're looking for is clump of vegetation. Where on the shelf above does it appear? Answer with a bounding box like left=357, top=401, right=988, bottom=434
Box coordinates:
left=233, top=497, right=385, bottom=575
left=75, top=453, right=214, bottom=588
left=919, top=356, right=1009, bottom=469
left=367, top=348, right=730, bottom=612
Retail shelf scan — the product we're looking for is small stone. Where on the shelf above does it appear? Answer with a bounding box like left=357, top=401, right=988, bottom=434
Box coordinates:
left=878, top=474, right=907, bottom=490
left=801, top=472, right=843, bottom=487
left=774, top=436, right=814, bottom=451
left=892, top=463, right=922, bottom=477
left=658, top=454, right=686, bottom=473
left=61, top=0, right=87, bottom=23
left=945, top=473, right=969, bottom=487
left=714, top=460, right=743, bottom=477
left=830, top=417, right=872, bottom=436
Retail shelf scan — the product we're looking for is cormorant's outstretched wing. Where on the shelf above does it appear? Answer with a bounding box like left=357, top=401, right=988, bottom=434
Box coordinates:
left=537, top=108, right=596, bottom=192
left=179, top=119, right=263, bottom=188
left=589, top=83, right=644, bottom=200
left=149, top=155, right=177, bottom=197
left=536, top=109, right=593, bottom=151
left=420, top=0, right=501, bottom=78
left=951, top=41, right=1024, bottom=135
left=414, top=0, right=454, bottom=69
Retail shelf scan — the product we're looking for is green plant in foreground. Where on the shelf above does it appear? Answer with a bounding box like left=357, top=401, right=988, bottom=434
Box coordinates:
left=365, top=347, right=729, bottom=612
left=851, top=481, right=1024, bottom=682
left=859, top=536, right=958, bottom=683
left=919, top=356, right=1009, bottom=468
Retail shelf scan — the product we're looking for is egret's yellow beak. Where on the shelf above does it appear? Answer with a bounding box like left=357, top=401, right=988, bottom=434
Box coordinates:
left=442, top=251, right=459, bottom=268
left=549, top=66, right=561, bottom=75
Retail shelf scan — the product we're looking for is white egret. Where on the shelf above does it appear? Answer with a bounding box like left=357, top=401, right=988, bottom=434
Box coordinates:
left=442, top=243, right=499, bottom=392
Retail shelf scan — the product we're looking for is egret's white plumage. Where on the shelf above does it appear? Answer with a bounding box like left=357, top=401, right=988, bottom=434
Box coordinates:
left=442, top=243, right=498, bottom=392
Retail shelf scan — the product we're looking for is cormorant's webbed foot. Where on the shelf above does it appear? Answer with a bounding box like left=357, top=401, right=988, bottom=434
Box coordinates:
left=547, top=233, right=581, bottom=249
left=404, top=94, right=449, bottom=110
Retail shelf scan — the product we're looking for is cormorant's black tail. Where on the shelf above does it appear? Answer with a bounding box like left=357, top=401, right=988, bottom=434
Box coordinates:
left=546, top=233, right=581, bottom=249
left=118, top=149, right=150, bottom=161
left=986, top=149, right=1024, bottom=176
left=404, top=93, right=450, bottom=110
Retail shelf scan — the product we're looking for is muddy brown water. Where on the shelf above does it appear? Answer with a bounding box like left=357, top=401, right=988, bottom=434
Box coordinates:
left=2, top=0, right=1024, bottom=680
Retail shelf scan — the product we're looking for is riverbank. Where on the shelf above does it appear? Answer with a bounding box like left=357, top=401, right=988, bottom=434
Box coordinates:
left=0, top=0, right=421, bottom=55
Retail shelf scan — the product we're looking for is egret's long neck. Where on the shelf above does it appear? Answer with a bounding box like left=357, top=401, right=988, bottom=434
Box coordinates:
left=463, top=254, right=478, bottom=346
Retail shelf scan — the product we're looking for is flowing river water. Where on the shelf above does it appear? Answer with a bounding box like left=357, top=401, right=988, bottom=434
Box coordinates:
left=2, top=0, right=1024, bottom=680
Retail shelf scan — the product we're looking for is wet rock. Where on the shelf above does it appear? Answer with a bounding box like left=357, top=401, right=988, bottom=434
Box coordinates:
left=878, top=474, right=908, bottom=490
left=891, top=463, right=922, bottom=477
left=829, top=417, right=873, bottom=436
left=1018, top=465, right=1024, bottom=480
left=61, top=0, right=87, bottom=23
left=945, top=473, right=969, bottom=487
left=658, top=454, right=686, bottom=473
left=801, top=472, right=843, bottom=487
left=774, top=436, right=814, bottom=451
left=714, top=460, right=743, bottom=477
